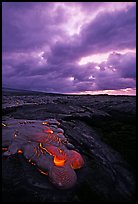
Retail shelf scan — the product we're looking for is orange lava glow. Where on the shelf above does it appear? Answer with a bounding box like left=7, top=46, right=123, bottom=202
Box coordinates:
left=53, top=156, right=65, bottom=167
left=39, top=143, right=66, bottom=167
left=42, top=122, right=49, bottom=125
left=2, top=123, right=7, bottom=127
left=30, top=161, right=36, bottom=166
left=39, top=143, right=52, bottom=156
left=69, top=150, right=84, bottom=169
left=38, top=168, right=48, bottom=176
left=43, top=128, right=53, bottom=134
left=17, top=149, right=23, bottom=154
left=71, top=160, right=83, bottom=169
left=2, top=147, right=8, bottom=151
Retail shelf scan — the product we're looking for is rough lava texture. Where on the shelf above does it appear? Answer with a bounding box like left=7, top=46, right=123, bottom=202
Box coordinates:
left=2, top=119, right=84, bottom=189
left=2, top=92, right=136, bottom=202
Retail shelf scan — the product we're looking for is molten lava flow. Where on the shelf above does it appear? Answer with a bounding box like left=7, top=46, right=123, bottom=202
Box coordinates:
left=2, top=123, right=7, bottom=127
left=42, top=122, right=49, bottom=125
left=59, top=149, right=63, bottom=153
left=53, top=156, right=65, bottom=167
left=28, top=160, right=36, bottom=166
left=38, top=168, right=48, bottom=176
left=2, top=147, right=8, bottom=151
left=39, top=143, right=66, bottom=167
left=17, top=149, right=23, bottom=154
left=39, top=143, right=52, bottom=155
left=69, top=150, right=84, bottom=169
left=43, top=127, right=53, bottom=134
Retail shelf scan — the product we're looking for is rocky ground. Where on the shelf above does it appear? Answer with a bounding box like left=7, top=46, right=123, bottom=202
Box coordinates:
left=2, top=91, right=136, bottom=202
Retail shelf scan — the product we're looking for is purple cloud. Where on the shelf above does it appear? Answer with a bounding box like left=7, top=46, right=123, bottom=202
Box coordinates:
left=2, top=2, right=67, bottom=52
left=48, top=4, right=136, bottom=64
left=2, top=2, right=136, bottom=95
left=107, top=52, right=136, bottom=79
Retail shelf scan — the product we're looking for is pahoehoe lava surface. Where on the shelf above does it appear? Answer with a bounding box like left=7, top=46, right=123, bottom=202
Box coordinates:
left=2, top=118, right=84, bottom=190
left=2, top=90, right=136, bottom=202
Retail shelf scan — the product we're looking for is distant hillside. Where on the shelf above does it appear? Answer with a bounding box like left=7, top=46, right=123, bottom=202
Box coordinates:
left=2, top=87, right=65, bottom=96
left=2, top=87, right=46, bottom=96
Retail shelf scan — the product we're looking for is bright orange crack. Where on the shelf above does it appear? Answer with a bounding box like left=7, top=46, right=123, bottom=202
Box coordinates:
left=38, top=168, right=48, bottom=176
left=39, top=143, right=53, bottom=155
left=43, top=127, right=53, bottom=134
left=69, top=150, right=84, bottom=169
left=2, top=147, right=8, bottom=151
left=39, top=143, right=66, bottom=167
left=42, top=122, right=49, bottom=125
left=54, top=156, right=65, bottom=167
left=2, top=123, right=7, bottom=127
left=17, top=149, right=23, bottom=154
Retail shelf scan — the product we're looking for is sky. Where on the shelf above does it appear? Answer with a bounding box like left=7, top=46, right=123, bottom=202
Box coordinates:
left=2, top=2, right=136, bottom=95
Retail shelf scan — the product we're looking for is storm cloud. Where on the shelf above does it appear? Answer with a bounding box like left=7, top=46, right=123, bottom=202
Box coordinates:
left=2, top=2, right=136, bottom=95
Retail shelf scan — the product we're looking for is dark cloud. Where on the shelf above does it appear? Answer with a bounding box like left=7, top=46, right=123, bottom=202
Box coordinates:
left=3, top=50, right=135, bottom=93
left=2, top=2, right=67, bottom=52
left=107, top=52, right=136, bottom=79
left=81, top=5, right=135, bottom=51
left=2, top=2, right=136, bottom=94
left=48, top=4, right=136, bottom=65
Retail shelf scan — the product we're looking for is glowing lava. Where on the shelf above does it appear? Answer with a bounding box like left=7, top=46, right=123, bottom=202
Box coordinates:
left=38, top=168, right=48, bottom=176
left=17, top=149, right=23, bottom=154
left=69, top=150, right=85, bottom=169
left=2, top=119, right=85, bottom=189
left=2, top=147, right=8, bottom=151
left=2, top=123, right=7, bottom=127
left=39, top=143, right=66, bottom=167
left=43, top=127, right=54, bottom=134
left=54, top=156, right=65, bottom=167
left=42, top=122, right=49, bottom=125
